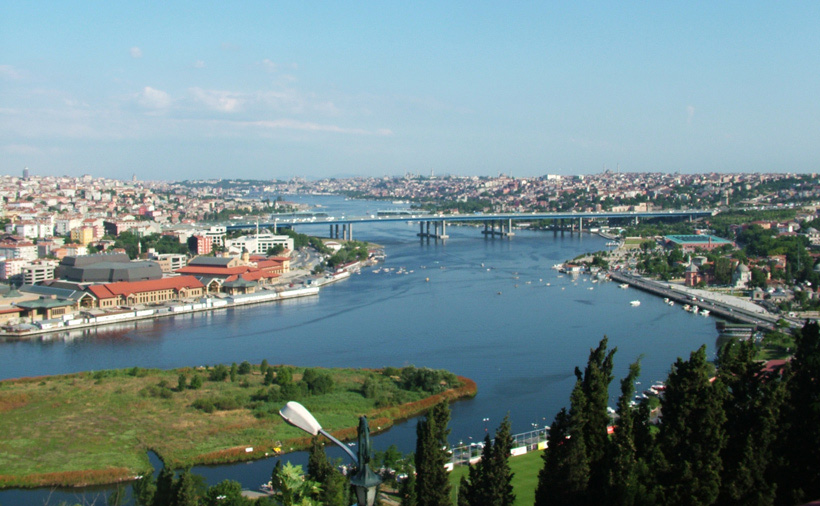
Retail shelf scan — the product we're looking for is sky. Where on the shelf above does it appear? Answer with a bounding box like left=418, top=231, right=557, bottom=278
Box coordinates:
left=2, top=2, right=819, bottom=181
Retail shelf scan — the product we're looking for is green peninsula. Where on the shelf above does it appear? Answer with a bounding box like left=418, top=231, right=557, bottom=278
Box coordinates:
left=0, top=364, right=475, bottom=488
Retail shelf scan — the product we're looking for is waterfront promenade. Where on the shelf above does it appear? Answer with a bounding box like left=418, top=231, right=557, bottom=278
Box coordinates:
left=609, top=271, right=780, bottom=331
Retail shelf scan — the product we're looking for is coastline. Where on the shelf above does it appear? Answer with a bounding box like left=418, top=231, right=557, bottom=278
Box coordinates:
left=0, top=372, right=476, bottom=490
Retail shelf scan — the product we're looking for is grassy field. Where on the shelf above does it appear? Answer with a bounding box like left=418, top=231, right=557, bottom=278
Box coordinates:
left=448, top=450, right=543, bottom=505
left=0, top=365, right=475, bottom=489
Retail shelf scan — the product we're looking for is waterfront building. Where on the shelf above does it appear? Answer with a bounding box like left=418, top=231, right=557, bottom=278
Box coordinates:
left=54, top=253, right=163, bottom=283
left=224, top=233, right=294, bottom=256
left=86, top=276, right=205, bottom=307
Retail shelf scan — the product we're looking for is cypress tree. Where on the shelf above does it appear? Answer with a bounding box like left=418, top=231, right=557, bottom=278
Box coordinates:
left=414, top=401, right=451, bottom=506
left=132, top=469, right=157, bottom=506
left=171, top=469, right=199, bottom=506
left=307, top=437, right=349, bottom=506
left=489, top=415, right=515, bottom=506
left=399, top=472, right=417, bottom=506
left=580, top=337, right=616, bottom=503
left=153, top=467, right=175, bottom=506
left=657, top=345, right=726, bottom=506
left=535, top=375, right=591, bottom=506
left=775, top=321, right=820, bottom=505
left=717, top=339, right=781, bottom=506
left=606, top=359, right=643, bottom=506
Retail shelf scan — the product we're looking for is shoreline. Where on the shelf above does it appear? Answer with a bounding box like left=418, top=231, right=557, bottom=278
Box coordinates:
left=0, top=374, right=477, bottom=490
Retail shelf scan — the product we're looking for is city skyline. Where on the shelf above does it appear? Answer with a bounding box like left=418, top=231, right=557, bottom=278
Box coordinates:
left=2, top=2, right=820, bottom=181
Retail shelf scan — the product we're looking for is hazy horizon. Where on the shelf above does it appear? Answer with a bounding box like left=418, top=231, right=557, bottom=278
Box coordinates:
left=3, top=3, right=819, bottom=180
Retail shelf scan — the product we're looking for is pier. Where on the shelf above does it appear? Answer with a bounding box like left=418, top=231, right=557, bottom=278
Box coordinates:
left=608, top=271, right=779, bottom=331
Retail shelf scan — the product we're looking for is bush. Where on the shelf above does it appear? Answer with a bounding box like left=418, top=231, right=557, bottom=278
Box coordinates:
left=302, top=368, right=334, bottom=395
left=238, top=361, right=252, bottom=375
left=192, top=398, right=215, bottom=413
left=209, top=365, right=229, bottom=382
left=190, top=374, right=203, bottom=389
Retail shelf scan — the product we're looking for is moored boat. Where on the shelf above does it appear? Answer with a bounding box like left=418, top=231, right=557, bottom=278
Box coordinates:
left=630, top=300, right=641, bottom=307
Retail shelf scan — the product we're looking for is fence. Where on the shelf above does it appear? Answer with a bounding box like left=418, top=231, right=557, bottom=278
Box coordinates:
left=448, top=427, right=550, bottom=468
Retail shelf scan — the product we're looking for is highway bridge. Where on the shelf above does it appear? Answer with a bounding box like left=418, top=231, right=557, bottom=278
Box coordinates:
left=226, top=209, right=714, bottom=241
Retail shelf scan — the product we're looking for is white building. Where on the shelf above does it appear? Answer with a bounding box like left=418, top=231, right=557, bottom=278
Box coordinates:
left=22, top=262, right=57, bottom=284
left=225, top=233, right=294, bottom=255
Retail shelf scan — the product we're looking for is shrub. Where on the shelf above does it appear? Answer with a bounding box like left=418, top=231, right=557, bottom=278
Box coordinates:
left=209, top=364, right=229, bottom=382
left=238, top=361, right=252, bottom=375
left=190, top=374, right=203, bottom=389
left=302, top=368, right=334, bottom=395
left=192, top=398, right=215, bottom=413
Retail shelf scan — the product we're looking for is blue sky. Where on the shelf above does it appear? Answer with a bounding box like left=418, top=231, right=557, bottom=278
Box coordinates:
left=2, top=2, right=819, bottom=180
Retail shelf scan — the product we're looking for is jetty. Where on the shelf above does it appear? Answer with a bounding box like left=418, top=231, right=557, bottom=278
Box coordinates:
left=608, top=271, right=779, bottom=331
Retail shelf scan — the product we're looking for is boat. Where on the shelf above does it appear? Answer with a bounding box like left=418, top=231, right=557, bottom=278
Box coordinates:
left=619, top=284, right=629, bottom=289
left=667, top=300, right=674, bottom=306
left=683, top=304, right=691, bottom=311
left=691, top=306, right=699, bottom=314
left=630, top=300, right=641, bottom=307
left=700, top=309, right=710, bottom=316
left=552, top=264, right=563, bottom=270
left=663, top=297, right=669, bottom=303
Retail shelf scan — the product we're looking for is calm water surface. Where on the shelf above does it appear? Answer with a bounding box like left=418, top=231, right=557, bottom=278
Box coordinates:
left=0, top=196, right=718, bottom=505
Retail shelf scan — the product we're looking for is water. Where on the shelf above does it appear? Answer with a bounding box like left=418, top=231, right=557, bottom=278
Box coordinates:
left=0, top=196, right=718, bottom=505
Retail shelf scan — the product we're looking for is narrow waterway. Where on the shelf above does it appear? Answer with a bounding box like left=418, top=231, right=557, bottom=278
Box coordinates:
left=0, top=196, right=719, bottom=505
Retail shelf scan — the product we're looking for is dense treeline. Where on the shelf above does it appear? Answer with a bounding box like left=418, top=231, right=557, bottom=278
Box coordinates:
left=535, top=323, right=820, bottom=506
left=118, top=324, right=819, bottom=506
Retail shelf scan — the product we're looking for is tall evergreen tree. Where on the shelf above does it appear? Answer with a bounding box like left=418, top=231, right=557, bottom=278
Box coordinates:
left=153, top=467, right=175, bottom=506
left=605, top=359, right=644, bottom=506
left=414, top=401, right=451, bottom=506
left=132, top=470, right=157, bottom=506
left=307, top=437, right=349, bottom=506
left=171, top=469, right=200, bottom=506
left=535, top=375, right=591, bottom=506
left=580, top=337, right=616, bottom=503
left=458, top=416, right=514, bottom=506
left=775, top=321, right=820, bottom=505
left=717, top=339, right=782, bottom=506
left=656, top=345, right=726, bottom=506
left=399, top=472, right=417, bottom=506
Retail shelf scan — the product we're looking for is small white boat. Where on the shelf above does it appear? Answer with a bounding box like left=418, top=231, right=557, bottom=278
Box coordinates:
left=700, top=309, right=710, bottom=316
left=630, top=300, right=641, bottom=307
left=663, top=297, right=669, bottom=303
left=683, top=304, right=691, bottom=311
left=667, top=300, right=674, bottom=306
left=620, top=284, right=629, bottom=289
left=691, top=306, right=699, bottom=314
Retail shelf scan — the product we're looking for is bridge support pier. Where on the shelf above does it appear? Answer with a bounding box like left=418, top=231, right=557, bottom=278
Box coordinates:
left=417, top=220, right=448, bottom=239
left=481, top=219, right=514, bottom=238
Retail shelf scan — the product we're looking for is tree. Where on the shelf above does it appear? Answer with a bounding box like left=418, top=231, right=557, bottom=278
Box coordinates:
left=132, top=471, right=157, bottom=506
left=203, top=480, right=251, bottom=506
left=177, top=373, right=187, bottom=392
left=605, top=359, right=648, bottom=506
left=580, top=337, right=616, bottom=502
left=656, top=346, right=726, bottom=506
left=717, top=339, right=782, bottom=506
left=414, top=401, right=451, bottom=506
left=171, top=469, right=201, bottom=506
left=460, top=416, right=516, bottom=506
left=774, top=321, right=820, bottom=505
left=153, top=467, right=175, bottom=506
left=307, top=437, right=349, bottom=506
left=270, top=461, right=320, bottom=506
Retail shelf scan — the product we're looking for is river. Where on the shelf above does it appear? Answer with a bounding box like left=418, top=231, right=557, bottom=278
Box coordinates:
left=0, top=195, right=718, bottom=505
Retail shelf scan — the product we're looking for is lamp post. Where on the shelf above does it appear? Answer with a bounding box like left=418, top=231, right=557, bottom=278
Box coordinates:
left=279, top=401, right=382, bottom=506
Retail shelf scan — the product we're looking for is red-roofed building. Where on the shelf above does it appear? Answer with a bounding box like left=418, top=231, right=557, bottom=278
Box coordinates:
left=86, top=276, right=205, bottom=308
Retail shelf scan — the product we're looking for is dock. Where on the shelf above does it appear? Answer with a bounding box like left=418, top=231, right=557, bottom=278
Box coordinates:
left=608, top=271, right=778, bottom=332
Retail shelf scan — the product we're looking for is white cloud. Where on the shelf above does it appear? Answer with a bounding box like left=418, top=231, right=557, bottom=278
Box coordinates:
left=248, top=119, right=391, bottom=136
left=262, top=59, right=277, bottom=72
left=130, top=47, right=143, bottom=59
left=0, top=65, right=24, bottom=80
left=189, top=88, right=244, bottom=112
left=137, top=86, right=172, bottom=109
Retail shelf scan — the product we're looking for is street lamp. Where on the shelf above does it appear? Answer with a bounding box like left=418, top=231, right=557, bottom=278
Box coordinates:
left=279, top=401, right=382, bottom=506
